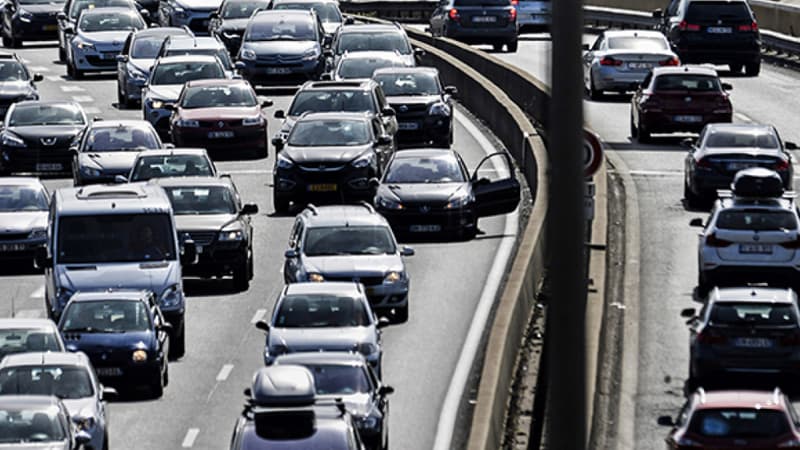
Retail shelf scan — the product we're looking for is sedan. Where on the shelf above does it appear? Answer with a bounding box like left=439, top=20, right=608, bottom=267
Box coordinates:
left=0, top=396, right=90, bottom=450
left=65, top=7, right=147, bottom=79
left=0, top=318, right=65, bottom=360
left=0, top=53, right=41, bottom=119
left=168, top=79, right=271, bottom=157
left=127, top=147, right=216, bottom=181
left=0, top=177, right=49, bottom=263
left=0, top=0, right=63, bottom=48
left=582, top=29, right=679, bottom=100
left=208, top=0, right=271, bottom=55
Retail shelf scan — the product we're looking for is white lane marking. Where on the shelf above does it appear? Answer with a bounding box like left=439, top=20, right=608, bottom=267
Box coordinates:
left=223, top=169, right=272, bottom=175
left=250, top=309, right=267, bottom=323
left=83, top=107, right=102, bottom=115
left=30, top=286, right=44, bottom=298
left=181, top=428, right=200, bottom=448
left=433, top=110, right=519, bottom=450
left=60, top=85, right=85, bottom=92
left=29, top=66, right=49, bottom=73
left=45, top=76, right=62, bottom=82
left=20, top=58, right=30, bottom=64
left=72, top=95, right=94, bottom=103
left=216, top=364, right=234, bottom=381
left=628, top=169, right=682, bottom=177
left=735, top=112, right=754, bottom=123
left=14, top=309, right=43, bottom=319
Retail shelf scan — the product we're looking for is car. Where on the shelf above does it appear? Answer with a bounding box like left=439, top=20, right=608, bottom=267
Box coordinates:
left=126, top=147, right=217, bottom=181
left=428, top=0, right=518, bottom=52
left=156, top=34, right=236, bottom=77
left=283, top=204, right=414, bottom=321
left=58, top=289, right=171, bottom=396
left=515, top=0, right=550, bottom=33
left=683, top=123, right=797, bottom=207
left=0, top=0, right=63, bottom=49
left=272, top=112, right=395, bottom=212
left=270, top=0, right=342, bottom=36
left=57, top=0, right=144, bottom=63
left=0, top=318, right=65, bottom=360
left=0, top=52, right=41, bottom=119
left=0, top=395, right=90, bottom=450
left=71, top=120, right=163, bottom=186
left=582, top=29, right=679, bottom=100
left=168, top=78, right=271, bottom=157
left=0, top=352, right=109, bottom=450
left=158, top=0, right=221, bottom=34
left=657, top=388, right=800, bottom=449
left=273, top=79, right=398, bottom=142
left=329, top=23, right=418, bottom=68
left=331, top=51, right=412, bottom=81
left=374, top=148, right=520, bottom=239
left=654, top=0, right=761, bottom=76
left=235, top=10, right=327, bottom=86
left=0, top=101, right=87, bottom=176
left=372, top=67, right=455, bottom=147
left=151, top=176, right=258, bottom=290
left=692, top=168, right=800, bottom=296
left=142, top=54, right=229, bottom=138
left=630, top=65, right=733, bottom=143
left=116, top=27, right=193, bottom=107
left=0, top=178, right=49, bottom=263
left=230, top=365, right=367, bottom=450
left=208, top=0, right=271, bottom=55
left=65, top=7, right=148, bottom=79
left=273, top=352, right=394, bottom=450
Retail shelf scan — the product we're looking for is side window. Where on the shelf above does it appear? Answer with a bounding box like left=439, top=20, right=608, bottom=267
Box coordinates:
left=374, top=87, right=387, bottom=110
left=289, top=219, right=304, bottom=248
left=591, top=35, right=603, bottom=51
left=666, top=0, right=680, bottom=16
left=676, top=400, right=692, bottom=426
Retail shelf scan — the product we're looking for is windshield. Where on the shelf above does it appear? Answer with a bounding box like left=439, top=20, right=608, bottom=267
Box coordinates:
left=222, top=0, right=267, bottom=18
left=705, top=131, right=780, bottom=149
left=688, top=409, right=789, bottom=439
left=130, top=154, right=213, bottom=180
left=373, top=72, right=440, bottom=96
left=83, top=126, right=159, bottom=151
left=70, top=0, right=132, bottom=20
left=454, top=0, right=510, bottom=5
left=385, top=155, right=465, bottom=183
left=337, top=32, right=411, bottom=54
left=165, top=186, right=236, bottom=214
left=0, top=406, right=66, bottom=443
left=686, top=2, right=751, bottom=22
left=289, top=90, right=374, bottom=115
left=303, top=225, right=396, bottom=256
left=79, top=12, right=144, bottom=32
left=57, top=213, right=176, bottom=263
left=0, top=186, right=48, bottom=212
left=131, top=35, right=169, bottom=59
left=61, top=299, right=151, bottom=333
left=0, top=329, right=60, bottom=361
left=716, top=210, right=797, bottom=231
left=8, top=104, right=85, bottom=127
left=310, top=364, right=371, bottom=395
left=607, top=36, right=668, bottom=51
left=273, top=2, right=342, bottom=23
left=164, top=48, right=233, bottom=70
left=0, top=61, right=28, bottom=82
left=246, top=18, right=317, bottom=41
left=288, top=119, right=370, bottom=146
left=151, top=62, right=225, bottom=85
left=654, top=74, right=721, bottom=92
left=19, top=0, right=64, bottom=4
left=0, top=366, right=94, bottom=399
left=710, top=303, right=798, bottom=326
left=180, top=85, right=256, bottom=108
left=275, top=294, right=370, bottom=328
left=338, top=58, right=402, bottom=80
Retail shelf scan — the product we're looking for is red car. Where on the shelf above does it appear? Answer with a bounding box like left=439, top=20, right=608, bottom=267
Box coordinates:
left=630, top=65, right=732, bottom=143
left=168, top=79, right=272, bottom=158
left=658, top=388, right=800, bottom=449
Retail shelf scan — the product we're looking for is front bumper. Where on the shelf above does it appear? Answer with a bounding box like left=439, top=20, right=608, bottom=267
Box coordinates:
left=1, top=146, right=73, bottom=175
left=11, top=17, right=59, bottom=40
left=172, top=124, right=267, bottom=153
left=274, top=166, right=376, bottom=204
left=640, top=110, right=732, bottom=134
left=378, top=206, right=476, bottom=236
left=71, top=45, right=123, bottom=72
left=237, top=58, right=324, bottom=85
left=395, top=114, right=451, bottom=145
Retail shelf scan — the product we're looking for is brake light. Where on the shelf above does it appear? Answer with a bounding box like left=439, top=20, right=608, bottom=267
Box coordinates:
left=738, top=21, right=758, bottom=32
left=780, top=333, right=800, bottom=346
left=774, top=159, right=790, bottom=171
left=705, top=233, right=732, bottom=247
left=696, top=158, right=713, bottom=168
left=509, top=7, right=516, bottom=21
left=780, top=237, right=800, bottom=249
left=659, top=57, right=680, bottom=66
left=679, top=20, right=701, bottom=31
left=448, top=8, right=460, bottom=21
left=510, top=0, right=518, bottom=5
left=600, top=56, right=623, bottom=66
left=696, top=330, right=727, bottom=344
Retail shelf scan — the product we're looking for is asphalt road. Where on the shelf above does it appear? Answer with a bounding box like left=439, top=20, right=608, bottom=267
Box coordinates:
left=493, top=34, right=800, bottom=448
left=0, top=41, right=518, bottom=450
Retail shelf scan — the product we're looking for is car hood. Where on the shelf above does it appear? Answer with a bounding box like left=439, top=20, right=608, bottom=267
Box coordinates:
left=175, top=214, right=236, bottom=231
left=145, top=85, right=183, bottom=101
left=129, top=57, right=155, bottom=74
left=303, top=254, right=402, bottom=276
left=243, top=40, right=319, bottom=56
left=318, top=392, right=371, bottom=416
left=220, top=19, right=248, bottom=32
left=0, top=81, right=34, bottom=100
left=0, top=211, right=47, bottom=233
left=59, top=397, right=99, bottom=420
left=56, top=262, right=179, bottom=294
left=701, top=147, right=786, bottom=158
left=78, top=152, right=140, bottom=173
left=282, top=144, right=371, bottom=164
left=269, top=327, right=374, bottom=352
left=387, top=95, right=439, bottom=107
left=177, top=105, right=260, bottom=120
left=17, top=3, right=63, bottom=14
left=177, top=0, right=221, bottom=10
left=378, top=182, right=465, bottom=204
left=8, top=125, right=83, bottom=140
left=75, top=30, right=132, bottom=45
left=63, top=330, right=155, bottom=353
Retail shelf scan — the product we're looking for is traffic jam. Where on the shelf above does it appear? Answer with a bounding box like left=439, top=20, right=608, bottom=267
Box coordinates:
left=0, top=0, right=525, bottom=447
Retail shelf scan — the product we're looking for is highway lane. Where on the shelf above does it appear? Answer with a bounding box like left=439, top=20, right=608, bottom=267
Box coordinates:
left=493, top=34, right=800, bottom=448
left=0, top=41, right=519, bottom=449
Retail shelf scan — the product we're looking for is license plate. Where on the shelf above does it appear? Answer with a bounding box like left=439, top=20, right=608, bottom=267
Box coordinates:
left=266, top=67, right=292, bottom=75
left=739, top=244, right=773, bottom=254
left=674, top=115, right=702, bottom=123
left=0, top=243, right=26, bottom=252
left=208, top=131, right=234, bottom=139
left=707, top=27, right=732, bottom=34
left=472, top=15, right=497, bottom=23
left=398, top=122, right=419, bottom=131
left=36, top=163, right=62, bottom=171
left=42, top=24, right=57, bottom=31
left=101, top=53, right=117, bottom=60
left=410, top=224, right=442, bottom=232
left=727, top=162, right=752, bottom=171
left=628, top=62, right=653, bottom=70
left=307, top=183, right=337, bottom=192
left=734, top=337, right=773, bottom=348
left=96, top=367, right=122, bottom=377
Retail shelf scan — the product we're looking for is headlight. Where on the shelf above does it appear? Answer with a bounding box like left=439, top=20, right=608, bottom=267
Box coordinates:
left=159, top=284, right=182, bottom=308
left=219, top=230, right=243, bottom=241
left=354, top=342, right=377, bottom=356
left=351, top=153, right=374, bottom=168
left=76, top=41, right=96, bottom=51
left=72, top=414, right=95, bottom=431
left=1, top=133, right=25, bottom=148
left=17, top=8, right=33, bottom=22
left=307, top=273, right=324, bottom=282
left=240, top=48, right=256, bottom=61
left=81, top=166, right=102, bottom=177
left=150, top=99, right=165, bottom=110
left=276, top=154, right=294, bottom=169
left=383, top=271, right=402, bottom=284
left=28, top=229, right=46, bottom=240
left=132, top=349, right=148, bottom=363
left=445, top=194, right=471, bottom=209
left=242, top=116, right=264, bottom=126
left=429, top=102, right=451, bottom=116
left=269, top=343, right=289, bottom=356
left=128, top=64, right=148, bottom=82
left=377, top=197, right=404, bottom=210
left=56, top=288, right=75, bottom=307
left=302, top=49, right=320, bottom=61
left=175, top=119, right=199, bottom=128
left=223, top=31, right=240, bottom=39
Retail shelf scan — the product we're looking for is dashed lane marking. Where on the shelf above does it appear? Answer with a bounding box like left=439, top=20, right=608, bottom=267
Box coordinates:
left=29, top=66, right=49, bottom=73
left=216, top=364, right=234, bottom=381
left=735, top=112, right=754, bottom=123
left=45, top=76, right=62, bottom=82
left=30, top=286, right=44, bottom=298
left=72, top=95, right=94, bottom=103
left=181, top=428, right=199, bottom=448
left=60, top=85, right=85, bottom=92
left=83, top=107, right=102, bottom=115
left=250, top=309, right=267, bottom=324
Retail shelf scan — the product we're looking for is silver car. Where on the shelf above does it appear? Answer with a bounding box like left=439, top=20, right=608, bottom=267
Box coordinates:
left=0, top=396, right=90, bottom=450
left=0, top=352, right=110, bottom=450
left=0, top=178, right=49, bottom=265
left=515, top=0, right=550, bottom=33
left=0, top=318, right=65, bottom=360
left=582, top=29, right=679, bottom=100
left=255, top=282, right=389, bottom=376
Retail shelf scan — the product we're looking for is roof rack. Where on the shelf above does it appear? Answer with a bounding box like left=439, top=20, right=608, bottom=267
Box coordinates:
left=305, top=204, right=319, bottom=215
left=716, top=189, right=796, bottom=200
left=358, top=201, right=375, bottom=214
left=773, top=387, right=782, bottom=404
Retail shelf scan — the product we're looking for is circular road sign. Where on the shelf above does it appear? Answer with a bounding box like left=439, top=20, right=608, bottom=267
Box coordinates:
left=583, top=129, right=603, bottom=178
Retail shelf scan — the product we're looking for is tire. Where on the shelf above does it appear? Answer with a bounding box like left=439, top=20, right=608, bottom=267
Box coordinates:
left=233, top=261, right=250, bottom=291
left=637, top=122, right=651, bottom=143
left=745, top=61, right=761, bottom=77
left=697, top=273, right=711, bottom=299
left=589, top=75, right=603, bottom=101
left=273, top=192, right=290, bottom=214
left=58, top=46, right=66, bottom=63
left=150, top=372, right=164, bottom=398
left=1, top=34, right=10, bottom=48
left=163, top=359, right=169, bottom=386
left=393, top=305, right=408, bottom=324
left=728, top=63, right=743, bottom=74
left=507, top=40, right=518, bottom=52
left=103, top=431, right=109, bottom=450
left=683, top=181, right=701, bottom=209
left=9, top=35, right=21, bottom=49
left=492, top=43, right=503, bottom=52
left=247, top=252, right=254, bottom=280
left=169, top=321, right=185, bottom=359
left=629, top=114, right=638, bottom=139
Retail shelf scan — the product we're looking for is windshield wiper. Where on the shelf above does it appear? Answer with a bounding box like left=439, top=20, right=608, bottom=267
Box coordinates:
left=62, top=327, right=98, bottom=333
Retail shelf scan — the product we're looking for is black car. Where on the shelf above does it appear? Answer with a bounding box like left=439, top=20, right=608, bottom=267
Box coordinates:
left=152, top=176, right=258, bottom=291
left=272, top=112, right=394, bottom=212
left=374, top=148, right=520, bottom=239
left=0, top=101, right=87, bottom=176
left=428, top=0, right=518, bottom=52
left=208, top=0, right=270, bottom=55
left=372, top=67, right=456, bottom=148
left=58, top=290, right=171, bottom=396
left=654, top=0, right=761, bottom=75
left=0, top=53, right=41, bottom=120
left=0, top=0, right=64, bottom=48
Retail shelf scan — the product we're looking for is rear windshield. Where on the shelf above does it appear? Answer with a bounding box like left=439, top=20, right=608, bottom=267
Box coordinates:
left=288, top=90, right=375, bottom=115
left=654, top=74, right=721, bottom=92
left=454, top=0, right=510, bottom=5
left=705, top=131, right=779, bottom=149
left=716, top=210, right=797, bottom=231
left=607, top=36, right=668, bottom=51
left=0, top=328, right=61, bottom=360
left=686, top=2, right=751, bottom=22
left=710, top=303, right=798, bottom=326
left=688, top=409, right=789, bottom=438
left=275, top=295, right=370, bottom=328
left=130, top=155, right=213, bottom=180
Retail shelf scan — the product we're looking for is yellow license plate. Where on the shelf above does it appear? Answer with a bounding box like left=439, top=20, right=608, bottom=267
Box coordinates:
left=43, top=24, right=58, bottom=31
left=308, top=184, right=337, bottom=192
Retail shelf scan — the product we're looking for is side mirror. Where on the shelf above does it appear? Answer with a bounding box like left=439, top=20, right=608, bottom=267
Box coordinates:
left=33, top=246, right=52, bottom=269
left=100, top=386, right=118, bottom=401
left=368, top=177, right=380, bottom=188
left=377, top=135, right=392, bottom=146
left=680, top=137, right=695, bottom=149
left=376, top=317, right=391, bottom=329
left=284, top=248, right=298, bottom=258
left=271, top=136, right=284, bottom=150
left=400, top=246, right=414, bottom=257
left=689, top=218, right=704, bottom=228
left=414, top=47, right=426, bottom=57
left=657, top=416, right=674, bottom=427
left=381, top=107, right=396, bottom=117
left=273, top=109, right=285, bottom=119
left=32, top=73, right=43, bottom=82
left=680, top=307, right=696, bottom=318
left=241, top=203, right=259, bottom=215
left=721, top=82, right=733, bottom=91
left=652, top=8, right=663, bottom=19
left=57, top=11, right=66, bottom=20
left=140, top=8, right=149, bottom=17
left=75, top=430, right=92, bottom=446
left=116, top=54, right=128, bottom=62
left=320, top=72, right=332, bottom=81
left=344, top=16, right=355, bottom=24
left=260, top=98, right=273, bottom=108
left=255, top=320, right=270, bottom=332
left=234, top=61, right=246, bottom=71
left=378, top=385, right=395, bottom=396
left=181, top=240, right=197, bottom=265
left=581, top=43, right=590, bottom=51
left=244, top=387, right=252, bottom=397
left=786, top=142, right=798, bottom=150
left=444, top=85, right=457, bottom=96
left=114, top=174, right=128, bottom=183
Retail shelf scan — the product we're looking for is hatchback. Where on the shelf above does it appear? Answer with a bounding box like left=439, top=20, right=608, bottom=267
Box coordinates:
left=0, top=178, right=49, bottom=263
left=429, top=0, right=518, bottom=52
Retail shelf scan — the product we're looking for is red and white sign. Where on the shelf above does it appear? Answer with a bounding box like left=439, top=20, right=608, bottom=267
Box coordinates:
left=583, top=129, right=604, bottom=178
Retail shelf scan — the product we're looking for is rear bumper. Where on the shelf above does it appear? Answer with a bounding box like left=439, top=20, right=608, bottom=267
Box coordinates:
left=378, top=207, right=476, bottom=236
left=444, top=24, right=518, bottom=43
left=701, top=265, right=800, bottom=287
left=592, top=66, right=650, bottom=92
left=238, top=59, right=324, bottom=85
left=11, top=18, right=58, bottom=40
left=640, top=111, right=732, bottom=134
left=172, top=126, right=267, bottom=152
left=675, top=40, right=761, bottom=65
left=182, top=245, right=248, bottom=276
left=395, top=115, right=452, bottom=145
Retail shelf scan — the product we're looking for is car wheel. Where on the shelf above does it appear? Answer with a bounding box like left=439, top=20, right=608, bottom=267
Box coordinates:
left=629, top=114, right=638, bottom=139
left=273, top=192, right=290, bottom=214
left=150, top=372, right=164, bottom=398
left=393, top=305, right=408, bottom=324
left=683, top=181, right=701, bottom=209
left=9, top=34, right=21, bottom=49
left=233, top=261, right=250, bottom=291
left=589, top=74, right=603, bottom=101
left=247, top=253, right=254, bottom=281
left=745, top=61, right=760, bottom=77
left=58, top=46, right=66, bottom=63
left=507, top=40, right=518, bottom=52
left=169, top=321, right=185, bottom=359
left=637, top=122, right=651, bottom=143
left=1, top=31, right=10, bottom=48
left=697, top=273, right=711, bottom=299
left=102, top=431, right=109, bottom=450
left=163, top=359, right=169, bottom=387
left=728, top=63, right=743, bottom=74
left=492, top=43, right=503, bottom=52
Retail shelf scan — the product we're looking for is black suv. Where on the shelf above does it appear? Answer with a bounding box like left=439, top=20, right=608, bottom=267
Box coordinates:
left=0, top=0, right=63, bottom=48
left=654, top=0, right=761, bottom=75
left=152, top=176, right=259, bottom=291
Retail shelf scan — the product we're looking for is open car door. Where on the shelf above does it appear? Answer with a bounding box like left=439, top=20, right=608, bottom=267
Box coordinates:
left=471, top=152, right=520, bottom=218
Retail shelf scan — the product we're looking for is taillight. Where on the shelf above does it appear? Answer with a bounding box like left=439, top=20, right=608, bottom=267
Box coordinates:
left=705, top=233, right=732, bottom=247
left=774, top=159, right=790, bottom=171
left=659, top=57, right=680, bottom=66
left=780, top=333, right=800, bottom=346
left=448, top=8, right=460, bottom=21
left=600, top=56, right=623, bottom=66
left=738, top=21, right=758, bottom=32
left=509, top=7, right=516, bottom=21
left=780, top=237, right=800, bottom=249
left=696, top=158, right=712, bottom=168
left=510, top=0, right=518, bottom=5
left=696, top=330, right=727, bottom=344
left=679, top=20, right=701, bottom=31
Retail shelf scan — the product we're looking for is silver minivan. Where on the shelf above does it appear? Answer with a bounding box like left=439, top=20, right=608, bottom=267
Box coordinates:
left=516, top=0, right=550, bottom=33
left=35, top=183, right=196, bottom=358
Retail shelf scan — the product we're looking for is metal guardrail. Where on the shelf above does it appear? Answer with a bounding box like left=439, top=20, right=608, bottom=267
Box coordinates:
left=338, top=0, right=435, bottom=22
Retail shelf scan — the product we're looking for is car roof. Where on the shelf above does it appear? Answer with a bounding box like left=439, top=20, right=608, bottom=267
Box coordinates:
left=165, top=36, right=224, bottom=50
left=339, top=51, right=406, bottom=61
left=299, top=79, right=376, bottom=91
left=373, top=66, right=438, bottom=76
left=703, top=123, right=775, bottom=134
left=297, top=111, right=370, bottom=122
left=694, top=389, right=786, bottom=410
left=80, top=6, right=138, bottom=15
left=301, top=204, right=388, bottom=227
left=0, top=176, right=45, bottom=187
left=651, top=65, right=719, bottom=77
left=132, top=27, right=190, bottom=39
left=155, top=55, right=220, bottom=65
left=68, top=289, right=152, bottom=302
left=1, top=351, right=91, bottom=368
left=710, top=287, right=796, bottom=305
left=284, top=281, right=363, bottom=296
left=150, top=176, right=233, bottom=188
left=0, top=395, right=63, bottom=408
left=339, top=23, right=402, bottom=33
left=184, top=78, right=250, bottom=89
left=88, top=119, right=155, bottom=130
left=392, top=148, right=457, bottom=159
left=274, top=351, right=368, bottom=366
left=253, top=9, right=315, bottom=21
left=135, top=148, right=209, bottom=157
left=603, top=29, right=666, bottom=38
left=54, top=183, right=173, bottom=216
left=0, top=318, right=58, bottom=329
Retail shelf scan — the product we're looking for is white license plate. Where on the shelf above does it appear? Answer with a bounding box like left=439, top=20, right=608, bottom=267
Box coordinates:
left=734, top=337, right=773, bottom=348
left=0, top=243, right=26, bottom=252
left=101, top=53, right=117, bottom=60
left=96, top=367, right=122, bottom=377
left=398, top=122, right=419, bottom=130
left=739, top=244, right=773, bottom=254
left=707, top=27, right=732, bottom=34
left=208, top=131, right=234, bottom=139
left=410, top=224, right=442, bottom=232
left=727, top=162, right=752, bottom=171
left=674, top=115, right=702, bottom=123
left=472, top=16, right=497, bottom=23
left=36, top=163, right=63, bottom=171
left=266, top=67, right=292, bottom=75
left=628, top=62, right=653, bottom=70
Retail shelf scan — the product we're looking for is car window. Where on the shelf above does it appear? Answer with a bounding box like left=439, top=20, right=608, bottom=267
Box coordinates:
left=303, top=225, right=396, bottom=256
left=654, top=74, right=721, bottom=92
left=715, top=210, right=797, bottom=231
left=288, top=119, right=371, bottom=146
left=687, top=409, right=790, bottom=438
left=69, top=0, right=132, bottom=20
left=336, top=31, right=411, bottom=55
left=0, top=185, right=48, bottom=211
left=8, top=104, right=85, bottom=127
left=704, top=131, right=779, bottom=149
left=275, top=294, right=371, bottom=327
left=0, top=405, right=67, bottom=443
left=246, top=18, right=317, bottom=41
left=131, top=154, right=213, bottom=180
left=385, top=155, right=466, bottom=183
left=84, top=126, right=159, bottom=151
left=338, top=57, right=404, bottom=80
left=151, top=61, right=225, bottom=85
left=373, top=72, right=440, bottom=96
left=222, top=0, right=267, bottom=18
left=309, top=365, right=372, bottom=395
left=289, top=90, right=375, bottom=115
left=607, top=36, right=668, bottom=51
left=0, top=328, right=61, bottom=360
left=0, top=61, right=29, bottom=82
left=181, top=85, right=257, bottom=108
left=61, top=299, right=152, bottom=332
left=685, top=1, right=751, bottom=21
left=709, top=303, right=798, bottom=326
left=273, top=2, right=342, bottom=23
left=79, top=12, right=144, bottom=32
left=165, top=186, right=237, bottom=215
left=0, top=365, right=94, bottom=399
